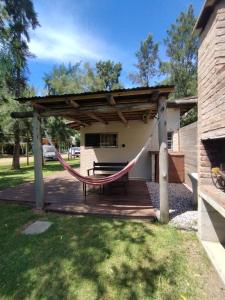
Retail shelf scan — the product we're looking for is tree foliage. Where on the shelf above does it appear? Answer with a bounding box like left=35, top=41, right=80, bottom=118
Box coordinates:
left=43, top=61, right=123, bottom=148
left=44, top=62, right=103, bottom=95
left=161, top=5, right=198, bottom=98
left=0, top=0, right=39, bottom=169
left=2, top=0, right=39, bottom=97
left=129, top=34, right=159, bottom=87
left=42, top=117, right=74, bottom=151
left=96, top=60, right=122, bottom=90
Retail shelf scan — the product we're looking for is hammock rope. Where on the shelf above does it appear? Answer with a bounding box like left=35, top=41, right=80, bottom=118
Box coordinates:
left=46, top=115, right=160, bottom=186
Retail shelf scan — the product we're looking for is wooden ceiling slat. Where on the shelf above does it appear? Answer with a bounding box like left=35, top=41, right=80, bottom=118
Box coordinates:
left=41, top=102, right=157, bottom=117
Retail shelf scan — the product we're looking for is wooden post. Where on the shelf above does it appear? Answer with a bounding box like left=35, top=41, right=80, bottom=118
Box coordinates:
left=158, top=97, right=169, bottom=223
left=26, top=136, right=29, bottom=165
left=33, top=111, right=44, bottom=209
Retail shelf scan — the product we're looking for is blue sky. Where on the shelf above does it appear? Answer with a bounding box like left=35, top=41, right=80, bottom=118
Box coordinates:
left=28, top=0, right=204, bottom=94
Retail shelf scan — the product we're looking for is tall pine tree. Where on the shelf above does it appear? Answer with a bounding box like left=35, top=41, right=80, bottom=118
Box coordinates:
left=161, top=5, right=198, bottom=98
left=1, top=0, right=39, bottom=169
left=129, top=34, right=159, bottom=87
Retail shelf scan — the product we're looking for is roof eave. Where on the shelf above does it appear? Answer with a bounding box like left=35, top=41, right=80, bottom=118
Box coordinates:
left=16, top=85, right=175, bottom=103
left=194, top=0, right=219, bottom=34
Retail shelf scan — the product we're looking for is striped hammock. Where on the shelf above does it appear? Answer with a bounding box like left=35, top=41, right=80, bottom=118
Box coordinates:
left=54, top=134, right=153, bottom=186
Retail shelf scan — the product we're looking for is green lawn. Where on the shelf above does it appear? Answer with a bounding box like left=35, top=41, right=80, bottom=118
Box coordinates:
left=0, top=158, right=79, bottom=190
left=0, top=204, right=223, bottom=300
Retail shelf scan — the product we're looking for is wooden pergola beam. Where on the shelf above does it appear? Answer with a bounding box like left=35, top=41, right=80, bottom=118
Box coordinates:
left=107, top=94, right=116, bottom=105
left=68, top=99, right=80, bottom=108
left=11, top=111, right=33, bottom=119
left=142, top=92, right=160, bottom=124
left=84, top=112, right=108, bottom=124
left=107, top=94, right=128, bottom=125
left=32, top=102, right=47, bottom=110
left=26, top=87, right=173, bottom=104
left=41, top=102, right=156, bottom=117
left=117, top=111, right=128, bottom=125
left=67, top=119, right=90, bottom=127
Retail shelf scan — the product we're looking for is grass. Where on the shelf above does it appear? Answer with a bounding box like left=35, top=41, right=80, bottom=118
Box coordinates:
left=0, top=204, right=222, bottom=300
left=0, top=158, right=80, bottom=190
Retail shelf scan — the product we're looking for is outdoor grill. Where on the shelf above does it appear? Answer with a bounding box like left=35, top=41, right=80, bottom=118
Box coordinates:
left=200, top=138, right=225, bottom=191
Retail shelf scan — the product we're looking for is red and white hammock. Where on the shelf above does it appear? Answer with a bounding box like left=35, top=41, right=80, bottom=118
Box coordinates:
left=53, top=133, right=153, bottom=186
left=46, top=112, right=160, bottom=187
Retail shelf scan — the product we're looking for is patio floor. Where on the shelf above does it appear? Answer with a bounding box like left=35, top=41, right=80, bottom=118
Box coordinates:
left=0, top=171, right=156, bottom=219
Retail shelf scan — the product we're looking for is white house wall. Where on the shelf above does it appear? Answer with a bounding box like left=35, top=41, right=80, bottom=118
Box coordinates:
left=80, top=108, right=180, bottom=180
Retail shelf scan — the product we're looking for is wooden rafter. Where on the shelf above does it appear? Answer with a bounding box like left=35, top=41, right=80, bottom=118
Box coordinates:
left=84, top=112, right=108, bottom=124
left=68, top=99, right=80, bottom=108
left=107, top=94, right=128, bottom=125
left=41, top=102, right=156, bottom=117
left=67, top=120, right=90, bottom=127
left=107, top=94, right=116, bottom=105
left=32, top=102, right=47, bottom=111
left=142, top=92, right=159, bottom=123
left=117, top=111, right=128, bottom=125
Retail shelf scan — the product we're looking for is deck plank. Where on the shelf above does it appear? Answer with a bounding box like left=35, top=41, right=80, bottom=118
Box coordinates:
left=0, top=171, right=155, bottom=219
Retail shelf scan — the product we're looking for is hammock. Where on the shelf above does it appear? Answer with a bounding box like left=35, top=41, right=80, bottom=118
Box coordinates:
left=46, top=116, right=157, bottom=186
left=54, top=134, right=152, bottom=186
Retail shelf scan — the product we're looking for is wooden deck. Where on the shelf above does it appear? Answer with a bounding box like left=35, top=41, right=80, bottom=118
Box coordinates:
left=0, top=171, right=156, bottom=219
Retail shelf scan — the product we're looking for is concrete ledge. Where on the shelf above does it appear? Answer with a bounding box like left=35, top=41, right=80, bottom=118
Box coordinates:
left=201, top=240, right=225, bottom=286
left=199, top=188, right=225, bottom=219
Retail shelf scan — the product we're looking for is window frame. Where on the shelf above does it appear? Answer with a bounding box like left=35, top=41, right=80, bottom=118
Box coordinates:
left=84, top=133, right=118, bottom=149
left=167, top=131, right=173, bottom=150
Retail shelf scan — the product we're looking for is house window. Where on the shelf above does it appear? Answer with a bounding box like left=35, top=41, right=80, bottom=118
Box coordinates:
left=85, top=133, right=118, bottom=148
left=167, top=132, right=173, bottom=150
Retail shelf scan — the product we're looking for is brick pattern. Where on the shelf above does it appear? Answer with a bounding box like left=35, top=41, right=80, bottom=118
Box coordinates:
left=198, top=3, right=225, bottom=139
left=198, top=1, right=225, bottom=185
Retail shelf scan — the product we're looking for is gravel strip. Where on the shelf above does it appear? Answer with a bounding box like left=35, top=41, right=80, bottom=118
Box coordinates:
left=147, top=182, right=198, bottom=231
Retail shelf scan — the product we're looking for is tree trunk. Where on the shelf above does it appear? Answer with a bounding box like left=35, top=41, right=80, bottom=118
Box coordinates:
left=12, top=121, right=20, bottom=169
left=26, top=137, right=29, bottom=165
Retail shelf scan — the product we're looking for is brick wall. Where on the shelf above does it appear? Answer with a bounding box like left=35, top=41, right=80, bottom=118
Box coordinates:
left=198, top=1, right=225, bottom=185
left=198, top=1, right=225, bottom=140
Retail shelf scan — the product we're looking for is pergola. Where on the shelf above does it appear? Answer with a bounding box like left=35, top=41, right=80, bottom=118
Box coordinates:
left=12, top=85, right=196, bottom=223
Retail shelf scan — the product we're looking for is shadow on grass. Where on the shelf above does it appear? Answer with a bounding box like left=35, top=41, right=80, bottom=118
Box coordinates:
left=0, top=204, right=187, bottom=299
left=0, top=160, right=80, bottom=190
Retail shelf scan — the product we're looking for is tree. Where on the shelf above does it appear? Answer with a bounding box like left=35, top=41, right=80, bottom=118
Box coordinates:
left=0, top=86, right=35, bottom=163
left=96, top=60, right=122, bottom=91
left=43, top=63, right=86, bottom=150
left=43, top=62, right=106, bottom=95
left=44, top=63, right=83, bottom=95
left=129, top=34, right=159, bottom=87
left=1, top=0, right=39, bottom=169
left=43, top=61, right=123, bottom=148
left=43, top=117, right=74, bottom=152
left=161, top=5, right=198, bottom=98
left=81, top=62, right=106, bottom=92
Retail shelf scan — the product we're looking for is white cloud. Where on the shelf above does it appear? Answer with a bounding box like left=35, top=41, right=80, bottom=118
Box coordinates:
left=29, top=15, right=122, bottom=63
